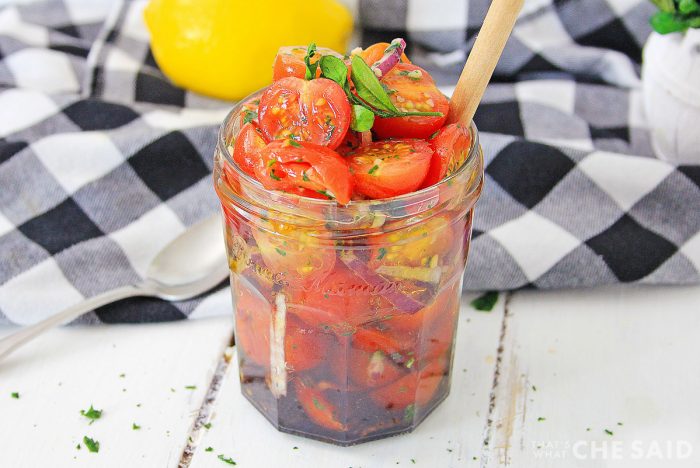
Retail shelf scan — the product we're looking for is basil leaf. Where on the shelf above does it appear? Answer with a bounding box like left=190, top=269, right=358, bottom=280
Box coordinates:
left=350, top=55, right=399, bottom=113
left=350, top=105, right=375, bottom=132
left=319, top=56, right=347, bottom=87
left=304, top=43, right=318, bottom=80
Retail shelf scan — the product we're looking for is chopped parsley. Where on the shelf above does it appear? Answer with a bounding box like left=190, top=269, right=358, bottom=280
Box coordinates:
left=470, top=291, right=499, bottom=311
left=302, top=171, right=310, bottom=182
left=376, top=247, right=387, bottom=260
left=532, top=385, right=537, bottom=391
left=11, top=392, right=19, bottom=399
left=312, top=397, right=325, bottom=411
left=316, top=190, right=334, bottom=200
left=270, top=169, right=281, bottom=181
left=132, top=423, right=141, bottom=430
left=368, top=164, right=379, bottom=175
left=403, top=404, right=416, bottom=422
left=119, top=373, right=125, bottom=378
left=275, top=247, right=287, bottom=256
left=288, top=138, right=302, bottom=148
left=203, top=422, right=212, bottom=430
left=292, top=446, right=299, bottom=450
left=242, top=109, right=258, bottom=125
left=604, top=429, right=614, bottom=436
left=185, top=385, right=197, bottom=390
left=537, top=417, right=546, bottom=422
left=205, top=447, right=214, bottom=452
left=80, top=405, right=102, bottom=424
left=218, top=454, right=237, bottom=465
left=83, top=436, right=99, bottom=453
left=617, top=422, right=623, bottom=426
left=405, top=357, right=415, bottom=369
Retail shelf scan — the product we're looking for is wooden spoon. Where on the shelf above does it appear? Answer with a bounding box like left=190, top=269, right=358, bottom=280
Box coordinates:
left=447, top=0, right=524, bottom=125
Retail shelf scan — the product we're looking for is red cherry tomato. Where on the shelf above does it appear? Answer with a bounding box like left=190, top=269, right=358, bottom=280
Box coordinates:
left=347, top=139, right=432, bottom=199
left=371, top=64, right=448, bottom=140
left=421, top=123, right=473, bottom=188
left=285, top=316, right=332, bottom=372
left=232, top=123, right=266, bottom=177
left=258, top=77, right=351, bottom=149
left=272, top=46, right=343, bottom=81
left=294, top=380, right=346, bottom=431
left=233, top=278, right=271, bottom=367
left=370, top=358, right=447, bottom=410
left=255, top=140, right=353, bottom=204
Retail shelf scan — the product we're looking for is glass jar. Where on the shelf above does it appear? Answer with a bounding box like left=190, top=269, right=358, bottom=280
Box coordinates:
left=213, top=90, right=484, bottom=445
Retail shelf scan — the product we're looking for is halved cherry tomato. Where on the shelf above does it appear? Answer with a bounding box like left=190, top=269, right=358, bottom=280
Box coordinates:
left=421, top=123, right=472, bottom=188
left=370, top=214, right=454, bottom=268
left=292, top=264, right=388, bottom=328
left=370, top=358, right=447, bottom=410
left=256, top=140, right=353, bottom=204
left=252, top=219, right=336, bottom=288
left=371, top=64, right=449, bottom=140
left=294, top=380, right=346, bottom=431
left=285, top=316, right=332, bottom=372
left=258, top=77, right=351, bottom=149
left=358, top=42, right=411, bottom=67
left=272, top=46, right=344, bottom=81
left=233, top=277, right=271, bottom=367
left=232, top=123, right=266, bottom=177
left=347, top=139, right=432, bottom=199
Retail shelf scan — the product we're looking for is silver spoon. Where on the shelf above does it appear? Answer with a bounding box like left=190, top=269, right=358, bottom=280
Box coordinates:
left=0, top=214, right=229, bottom=362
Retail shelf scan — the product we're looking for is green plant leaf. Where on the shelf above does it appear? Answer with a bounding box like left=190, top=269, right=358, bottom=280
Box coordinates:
left=319, top=55, right=347, bottom=88
left=304, top=43, right=318, bottom=80
left=679, top=0, right=700, bottom=14
left=350, top=55, right=399, bottom=113
left=651, top=0, right=677, bottom=13
left=650, top=11, right=689, bottom=33
left=350, top=105, right=375, bottom=132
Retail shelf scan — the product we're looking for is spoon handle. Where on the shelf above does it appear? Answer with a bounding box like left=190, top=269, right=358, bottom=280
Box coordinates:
left=0, top=285, right=143, bottom=362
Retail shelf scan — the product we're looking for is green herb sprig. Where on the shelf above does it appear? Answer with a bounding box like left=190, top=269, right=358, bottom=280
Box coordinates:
left=316, top=52, right=442, bottom=132
left=650, top=0, right=700, bottom=33
left=80, top=405, right=103, bottom=425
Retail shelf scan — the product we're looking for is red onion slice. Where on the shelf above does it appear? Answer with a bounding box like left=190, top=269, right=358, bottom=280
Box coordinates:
left=371, top=38, right=406, bottom=79
left=340, top=252, right=424, bottom=314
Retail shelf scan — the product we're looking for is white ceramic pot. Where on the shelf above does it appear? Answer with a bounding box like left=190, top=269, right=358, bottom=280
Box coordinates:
left=642, top=29, right=700, bottom=164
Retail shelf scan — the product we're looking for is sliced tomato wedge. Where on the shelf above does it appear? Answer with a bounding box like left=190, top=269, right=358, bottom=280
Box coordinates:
left=272, top=46, right=343, bottom=81
left=359, top=42, right=411, bottom=66
left=233, top=277, right=271, bottom=367
left=285, top=315, right=332, bottom=372
left=236, top=96, right=260, bottom=126
left=294, top=380, right=346, bottom=431
left=255, top=140, right=353, bottom=204
left=370, top=358, right=447, bottom=410
left=347, top=139, right=432, bottom=199
left=371, top=64, right=449, bottom=140
left=258, top=77, right=351, bottom=149
left=232, top=123, right=266, bottom=177
left=421, top=123, right=472, bottom=188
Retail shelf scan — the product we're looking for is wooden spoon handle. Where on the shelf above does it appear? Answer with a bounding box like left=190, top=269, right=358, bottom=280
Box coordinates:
left=448, top=0, right=524, bottom=126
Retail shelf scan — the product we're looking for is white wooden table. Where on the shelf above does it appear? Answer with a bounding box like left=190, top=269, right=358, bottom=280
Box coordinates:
left=1, top=285, right=699, bottom=467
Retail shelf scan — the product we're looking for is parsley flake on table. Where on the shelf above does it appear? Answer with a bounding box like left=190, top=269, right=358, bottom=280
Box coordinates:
left=604, top=429, right=613, bottom=436
left=470, top=291, right=499, bottom=311
left=11, top=392, right=19, bottom=399
left=205, top=447, right=214, bottom=452
left=203, top=422, right=212, bottom=429
left=80, top=405, right=102, bottom=424
left=217, top=454, right=237, bottom=465
left=83, top=436, right=100, bottom=453
left=132, top=423, right=141, bottom=430
left=185, top=385, right=197, bottom=390
left=537, top=417, right=546, bottom=422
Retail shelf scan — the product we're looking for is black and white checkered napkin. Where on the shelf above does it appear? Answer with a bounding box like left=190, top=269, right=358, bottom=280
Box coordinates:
left=0, top=0, right=698, bottom=325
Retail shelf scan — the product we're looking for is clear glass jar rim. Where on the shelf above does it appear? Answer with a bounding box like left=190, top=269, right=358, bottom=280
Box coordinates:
left=216, top=88, right=483, bottom=211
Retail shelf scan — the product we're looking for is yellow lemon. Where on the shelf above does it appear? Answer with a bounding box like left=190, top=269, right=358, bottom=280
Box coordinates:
left=144, top=0, right=353, bottom=101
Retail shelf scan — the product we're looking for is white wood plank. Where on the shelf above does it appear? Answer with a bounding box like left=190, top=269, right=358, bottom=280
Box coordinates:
left=189, top=293, right=505, bottom=468
left=485, top=285, right=700, bottom=468
left=0, top=316, right=233, bottom=467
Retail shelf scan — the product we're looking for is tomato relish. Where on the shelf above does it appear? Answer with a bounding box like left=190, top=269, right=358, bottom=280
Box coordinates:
left=231, top=40, right=470, bottom=205
left=216, top=39, right=483, bottom=445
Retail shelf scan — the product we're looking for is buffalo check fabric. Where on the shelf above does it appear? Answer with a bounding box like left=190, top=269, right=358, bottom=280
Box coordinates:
left=0, top=0, right=698, bottom=325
